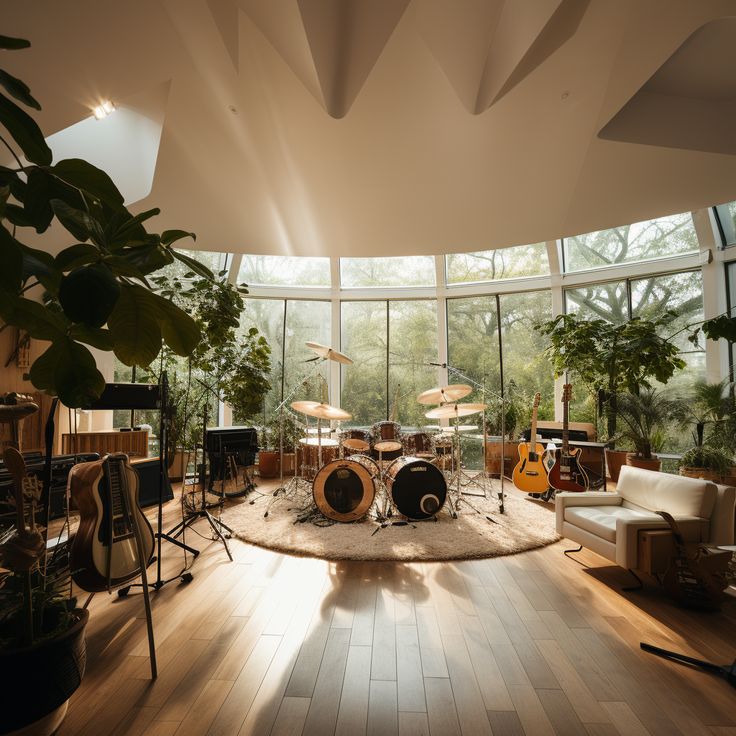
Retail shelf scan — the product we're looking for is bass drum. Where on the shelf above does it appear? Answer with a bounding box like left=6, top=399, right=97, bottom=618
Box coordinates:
left=385, top=456, right=447, bottom=520
left=313, top=455, right=379, bottom=522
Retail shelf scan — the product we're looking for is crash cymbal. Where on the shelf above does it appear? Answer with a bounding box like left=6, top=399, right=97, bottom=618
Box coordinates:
left=424, top=402, right=487, bottom=419
left=416, top=384, right=472, bottom=405
left=290, top=401, right=352, bottom=421
left=305, top=341, right=353, bottom=365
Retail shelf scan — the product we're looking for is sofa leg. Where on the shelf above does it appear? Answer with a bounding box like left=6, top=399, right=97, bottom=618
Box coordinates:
left=563, top=545, right=585, bottom=564
left=623, top=569, right=643, bottom=591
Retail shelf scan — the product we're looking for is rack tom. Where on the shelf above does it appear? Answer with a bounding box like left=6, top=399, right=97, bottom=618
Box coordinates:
left=339, top=429, right=371, bottom=455
left=402, top=432, right=435, bottom=459
left=371, top=421, right=403, bottom=461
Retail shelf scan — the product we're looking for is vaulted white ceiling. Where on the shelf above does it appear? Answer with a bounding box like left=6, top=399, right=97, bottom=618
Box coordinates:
left=4, top=0, right=736, bottom=257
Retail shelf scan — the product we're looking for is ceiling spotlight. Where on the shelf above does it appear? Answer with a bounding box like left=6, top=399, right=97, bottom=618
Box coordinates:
left=93, top=100, right=116, bottom=120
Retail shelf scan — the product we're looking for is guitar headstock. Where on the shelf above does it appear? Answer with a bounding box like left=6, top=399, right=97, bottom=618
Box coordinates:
left=562, top=384, right=573, bottom=403
left=533, top=392, right=541, bottom=409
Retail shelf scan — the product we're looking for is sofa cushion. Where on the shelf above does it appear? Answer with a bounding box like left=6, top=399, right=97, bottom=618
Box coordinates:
left=564, top=505, right=662, bottom=543
left=617, top=466, right=717, bottom=519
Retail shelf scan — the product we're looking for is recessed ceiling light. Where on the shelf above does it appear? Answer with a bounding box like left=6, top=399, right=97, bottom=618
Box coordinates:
left=93, top=100, right=116, bottom=119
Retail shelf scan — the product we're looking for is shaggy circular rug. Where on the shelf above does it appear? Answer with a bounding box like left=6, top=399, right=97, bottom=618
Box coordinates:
left=224, top=485, right=559, bottom=562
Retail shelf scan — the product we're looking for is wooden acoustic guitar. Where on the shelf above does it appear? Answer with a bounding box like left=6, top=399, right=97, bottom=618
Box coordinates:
left=512, top=392, right=549, bottom=494
left=69, top=453, right=155, bottom=592
left=548, top=384, right=589, bottom=492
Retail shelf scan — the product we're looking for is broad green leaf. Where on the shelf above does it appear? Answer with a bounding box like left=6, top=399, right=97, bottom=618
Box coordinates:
left=28, top=337, right=106, bottom=407
left=0, top=92, right=52, bottom=165
left=148, top=291, right=201, bottom=356
left=3, top=202, right=34, bottom=227
left=122, top=242, right=173, bottom=275
left=23, top=168, right=54, bottom=232
left=55, top=243, right=99, bottom=271
left=171, top=249, right=213, bottom=280
left=0, top=225, right=23, bottom=291
left=0, top=69, right=40, bottom=110
left=0, top=296, right=67, bottom=340
left=50, top=158, right=124, bottom=208
left=69, top=324, right=114, bottom=351
left=101, top=255, right=149, bottom=284
left=106, top=207, right=160, bottom=248
left=18, top=242, right=60, bottom=294
left=58, top=264, right=121, bottom=328
left=49, top=198, right=94, bottom=241
left=108, top=284, right=162, bottom=366
left=161, top=229, right=196, bottom=246
left=0, top=35, right=31, bottom=50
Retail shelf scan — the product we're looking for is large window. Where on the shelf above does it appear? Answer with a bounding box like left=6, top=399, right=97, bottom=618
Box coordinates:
left=238, top=299, right=331, bottom=422
left=563, top=212, right=698, bottom=272
left=726, top=262, right=736, bottom=382
left=340, top=300, right=437, bottom=427
left=238, top=255, right=331, bottom=287
left=565, top=280, right=628, bottom=324
left=445, top=243, right=549, bottom=285
left=446, top=291, right=554, bottom=426
left=340, top=256, right=435, bottom=288
left=714, top=201, right=736, bottom=247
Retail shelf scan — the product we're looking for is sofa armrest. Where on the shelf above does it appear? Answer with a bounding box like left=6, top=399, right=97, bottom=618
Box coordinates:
left=615, top=515, right=704, bottom=569
left=555, top=492, right=622, bottom=535
left=710, top=484, right=736, bottom=546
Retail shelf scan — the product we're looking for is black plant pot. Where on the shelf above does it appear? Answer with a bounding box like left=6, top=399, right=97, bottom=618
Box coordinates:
left=0, top=608, right=88, bottom=735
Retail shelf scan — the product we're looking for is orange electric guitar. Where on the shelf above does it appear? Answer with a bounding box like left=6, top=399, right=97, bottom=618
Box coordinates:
left=69, top=453, right=155, bottom=592
left=512, top=393, right=549, bottom=493
left=548, top=384, right=589, bottom=492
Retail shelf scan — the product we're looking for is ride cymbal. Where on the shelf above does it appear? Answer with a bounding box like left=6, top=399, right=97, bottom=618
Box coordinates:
left=305, top=341, right=353, bottom=365
left=424, top=402, right=487, bottom=419
left=290, top=401, right=352, bottom=421
left=416, top=384, right=472, bottom=405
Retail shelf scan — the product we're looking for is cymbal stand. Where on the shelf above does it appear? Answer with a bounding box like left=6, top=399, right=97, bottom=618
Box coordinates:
left=446, top=363, right=507, bottom=514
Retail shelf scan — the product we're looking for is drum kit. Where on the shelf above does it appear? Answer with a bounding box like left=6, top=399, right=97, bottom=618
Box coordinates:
left=265, top=340, right=505, bottom=524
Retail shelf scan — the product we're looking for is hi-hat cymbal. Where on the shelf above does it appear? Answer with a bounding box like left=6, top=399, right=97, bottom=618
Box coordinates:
left=424, top=402, right=487, bottom=419
left=305, top=341, right=353, bottom=365
left=416, top=384, right=472, bottom=405
left=441, top=424, right=477, bottom=432
left=291, top=401, right=352, bottom=421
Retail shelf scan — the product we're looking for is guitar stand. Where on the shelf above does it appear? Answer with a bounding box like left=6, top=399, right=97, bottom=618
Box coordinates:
left=167, top=503, right=233, bottom=562
left=641, top=643, right=736, bottom=689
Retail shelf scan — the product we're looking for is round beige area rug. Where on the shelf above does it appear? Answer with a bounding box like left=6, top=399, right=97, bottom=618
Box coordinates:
left=224, top=486, right=559, bottom=562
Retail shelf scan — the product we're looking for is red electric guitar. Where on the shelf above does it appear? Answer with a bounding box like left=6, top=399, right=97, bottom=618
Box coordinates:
left=512, top=393, right=549, bottom=494
left=548, top=384, right=589, bottom=492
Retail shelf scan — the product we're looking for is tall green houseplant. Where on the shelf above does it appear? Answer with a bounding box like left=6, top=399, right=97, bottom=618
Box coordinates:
left=535, top=313, right=685, bottom=442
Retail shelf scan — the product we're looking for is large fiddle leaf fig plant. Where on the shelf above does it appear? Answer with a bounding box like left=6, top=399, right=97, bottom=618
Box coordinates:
left=0, top=34, right=206, bottom=406
left=535, top=313, right=685, bottom=443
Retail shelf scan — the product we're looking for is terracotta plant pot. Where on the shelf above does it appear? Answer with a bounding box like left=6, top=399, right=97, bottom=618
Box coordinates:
left=679, top=466, right=722, bottom=482
left=722, top=467, right=736, bottom=486
left=258, top=450, right=279, bottom=478
left=626, top=453, right=661, bottom=472
left=605, top=449, right=629, bottom=482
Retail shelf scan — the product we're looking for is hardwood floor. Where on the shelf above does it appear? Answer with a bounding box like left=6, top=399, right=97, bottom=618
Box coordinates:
left=58, top=484, right=736, bottom=736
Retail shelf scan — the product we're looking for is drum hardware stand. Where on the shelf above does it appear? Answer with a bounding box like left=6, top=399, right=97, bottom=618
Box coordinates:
left=641, top=643, right=736, bottom=689
left=166, top=399, right=233, bottom=561
left=445, top=364, right=507, bottom=514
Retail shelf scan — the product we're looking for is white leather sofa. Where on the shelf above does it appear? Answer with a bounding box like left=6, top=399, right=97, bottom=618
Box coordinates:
left=556, top=465, right=736, bottom=573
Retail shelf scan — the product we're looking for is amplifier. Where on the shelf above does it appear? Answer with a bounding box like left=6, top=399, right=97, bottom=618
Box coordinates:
left=522, top=426, right=590, bottom=442
left=131, top=457, right=174, bottom=508
left=83, top=383, right=161, bottom=410
left=206, top=426, right=258, bottom=465
left=0, top=452, right=100, bottom=519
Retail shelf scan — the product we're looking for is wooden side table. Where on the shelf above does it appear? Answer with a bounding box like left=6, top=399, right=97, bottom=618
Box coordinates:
left=61, top=429, right=149, bottom=458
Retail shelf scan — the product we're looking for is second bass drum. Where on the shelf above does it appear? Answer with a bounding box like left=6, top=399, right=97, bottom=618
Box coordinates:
left=385, top=456, right=447, bottom=520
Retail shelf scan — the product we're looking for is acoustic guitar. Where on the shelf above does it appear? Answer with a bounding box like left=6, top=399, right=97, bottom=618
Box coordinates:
left=69, top=453, right=155, bottom=592
left=512, top=393, right=549, bottom=494
left=548, top=384, right=589, bottom=492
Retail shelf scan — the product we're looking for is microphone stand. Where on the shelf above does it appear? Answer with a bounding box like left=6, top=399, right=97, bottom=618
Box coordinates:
left=440, top=362, right=507, bottom=514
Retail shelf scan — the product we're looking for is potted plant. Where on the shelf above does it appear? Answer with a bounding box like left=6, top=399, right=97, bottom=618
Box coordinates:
left=679, top=446, right=733, bottom=482
left=536, top=314, right=685, bottom=481
left=616, top=388, right=684, bottom=472
left=0, top=32, right=215, bottom=734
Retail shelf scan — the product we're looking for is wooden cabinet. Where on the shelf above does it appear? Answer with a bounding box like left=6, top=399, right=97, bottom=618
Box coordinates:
left=61, top=430, right=148, bottom=458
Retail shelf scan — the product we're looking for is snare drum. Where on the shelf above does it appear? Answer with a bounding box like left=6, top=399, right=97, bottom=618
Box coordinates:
left=297, top=437, right=339, bottom=480
left=371, top=421, right=403, bottom=461
left=313, top=455, right=379, bottom=522
left=339, top=429, right=372, bottom=455
left=384, top=456, right=447, bottom=520
left=402, top=432, right=435, bottom=459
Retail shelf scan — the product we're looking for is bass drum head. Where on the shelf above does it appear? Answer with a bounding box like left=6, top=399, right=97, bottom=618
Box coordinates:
left=313, top=459, right=377, bottom=522
left=386, top=456, right=447, bottom=520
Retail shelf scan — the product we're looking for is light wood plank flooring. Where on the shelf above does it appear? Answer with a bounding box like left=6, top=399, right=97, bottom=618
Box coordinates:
left=58, top=483, right=736, bottom=736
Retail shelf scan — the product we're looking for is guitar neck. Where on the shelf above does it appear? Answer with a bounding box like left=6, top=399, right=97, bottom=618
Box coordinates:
left=530, top=407, right=538, bottom=447
left=562, top=399, right=569, bottom=454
